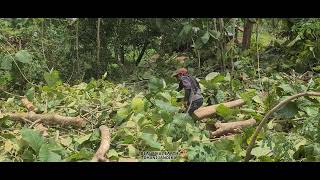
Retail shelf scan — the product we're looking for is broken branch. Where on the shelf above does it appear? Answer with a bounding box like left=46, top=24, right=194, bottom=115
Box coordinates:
left=194, top=99, right=245, bottom=119
left=21, top=96, right=35, bottom=111
left=2, top=112, right=86, bottom=128
left=91, top=125, right=111, bottom=162
left=245, top=92, right=320, bottom=162
left=211, top=118, right=256, bottom=138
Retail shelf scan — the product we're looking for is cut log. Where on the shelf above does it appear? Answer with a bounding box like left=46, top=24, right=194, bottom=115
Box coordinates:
left=211, top=118, right=256, bottom=138
left=2, top=112, right=86, bottom=127
left=91, top=125, right=111, bottom=162
left=21, top=96, right=35, bottom=111
left=193, top=99, right=245, bottom=119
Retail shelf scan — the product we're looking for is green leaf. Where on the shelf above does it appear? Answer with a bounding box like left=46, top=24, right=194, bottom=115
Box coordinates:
left=141, top=133, right=162, bottom=150
left=60, top=137, right=72, bottom=147
left=0, top=56, right=12, bottom=70
left=251, top=146, right=272, bottom=157
left=304, top=106, right=319, bottom=117
left=216, top=90, right=225, bottom=103
left=205, top=72, right=220, bottom=81
left=38, top=144, right=62, bottom=162
left=65, top=149, right=93, bottom=161
left=25, top=87, right=35, bottom=101
left=74, top=133, right=91, bottom=145
left=277, top=102, right=299, bottom=118
left=22, top=149, right=35, bottom=162
left=278, top=83, right=295, bottom=93
left=172, top=113, right=193, bottom=126
left=253, top=95, right=264, bottom=105
left=154, top=100, right=179, bottom=113
left=107, top=149, right=119, bottom=158
left=201, top=31, right=210, bottom=44
left=116, top=107, right=130, bottom=120
left=21, top=128, right=45, bottom=154
left=209, top=30, right=221, bottom=39
left=15, top=50, right=32, bottom=64
left=128, top=144, right=137, bottom=157
left=148, top=78, right=165, bottom=93
left=240, top=89, right=256, bottom=104
left=44, top=70, right=62, bottom=87
left=89, top=129, right=100, bottom=142
left=131, top=97, right=145, bottom=113
left=216, top=104, right=234, bottom=119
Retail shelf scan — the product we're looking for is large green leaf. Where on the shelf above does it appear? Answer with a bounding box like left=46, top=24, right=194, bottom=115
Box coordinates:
left=277, top=102, right=299, bottom=118
left=240, top=89, right=256, bottom=104
left=15, top=50, right=32, bottom=64
left=209, top=30, right=221, bottom=40
left=278, top=83, right=295, bottom=94
left=74, top=133, right=91, bottom=145
left=44, top=70, right=62, bottom=88
left=65, top=149, right=93, bottom=161
left=216, top=104, right=234, bottom=119
left=154, top=100, right=179, bottom=113
left=131, top=97, right=145, bottom=113
left=201, top=31, right=210, bottom=44
left=148, top=78, right=166, bottom=93
left=25, top=87, right=35, bottom=101
left=205, top=72, right=220, bottom=81
left=141, top=133, right=162, bottom=149
left=304, top=106, right=319, bottom=117
left=216, top=90, right=225, bottom=103
left=251, top=146, right=272, bottom=158
left=21, top=128, right=45, bottom=154
left=0, top=56, right=12, bottom=70
left=38, top=144, right=62, bottom=162
left=116, top=107, right=130, bottom=120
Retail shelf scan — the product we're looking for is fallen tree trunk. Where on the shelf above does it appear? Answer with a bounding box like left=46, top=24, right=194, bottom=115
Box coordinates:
left=194, top=99, right=245, bottom=119
left=210, top=118, right=256, bottom=138
left=91, top=125, right=111, bottom=162
left=2, top=112, right=86, bottom=127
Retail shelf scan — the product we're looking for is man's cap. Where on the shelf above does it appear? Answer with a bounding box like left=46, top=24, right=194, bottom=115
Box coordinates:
left=172, top=68, right=188, bottom=77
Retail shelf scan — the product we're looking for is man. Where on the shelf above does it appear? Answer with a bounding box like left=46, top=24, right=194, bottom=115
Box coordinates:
left=173, top=68, right=203, bottom=115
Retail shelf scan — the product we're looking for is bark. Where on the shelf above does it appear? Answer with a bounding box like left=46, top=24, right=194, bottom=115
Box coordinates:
left=91, top=125, right=111, bottom=162
left=211, top=119, right=256, bottom=138
left=2, top=112, right=86, bottom=127
left=193, top=99, right=245, bottom=119
left=96, top=18, right=101, bottom=76
left=135, top=41, right=149, bottom=66
left=242, top=19, right=254, bottom=49
left=21, top=97, right=35, bottom=112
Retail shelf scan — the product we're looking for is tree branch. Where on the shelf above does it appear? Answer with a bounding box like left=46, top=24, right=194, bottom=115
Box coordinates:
left=91, top=125, right=111, bottom=162
left=245, top=92, right=320, bottom=162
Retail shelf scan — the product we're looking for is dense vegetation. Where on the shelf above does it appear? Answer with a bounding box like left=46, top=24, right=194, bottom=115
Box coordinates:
left=1, top=18, right=320, bottom=162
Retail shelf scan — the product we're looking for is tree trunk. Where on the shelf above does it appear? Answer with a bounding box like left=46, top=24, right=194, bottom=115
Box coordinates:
left=242, top=18, right=254, bottom=50
left=76, top=20, right=80, bottom=77
left=193, top=99, right=245, bottom=120
left=117, top=45, right=125, bottom=65
left=96, top=18, right=101, bottom=76
left=218, top=18, right=225, bottom=72
left=211, top=118, right=256, bottom=138
left=135, top=41, right=149, bottom=66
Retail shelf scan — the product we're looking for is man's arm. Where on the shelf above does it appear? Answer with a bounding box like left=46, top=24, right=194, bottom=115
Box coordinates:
left=184, top=89, right=191, bottom=105
left=177, top=81, right=183, bottom=91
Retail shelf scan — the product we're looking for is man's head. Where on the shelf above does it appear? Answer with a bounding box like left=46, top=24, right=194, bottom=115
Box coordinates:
left=173, top=68, right=188, bottom=80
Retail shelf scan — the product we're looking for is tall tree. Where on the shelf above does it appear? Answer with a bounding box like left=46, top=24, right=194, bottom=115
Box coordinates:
left=96, top=18, right=101, bottom=76
left=242, top=18, right=255, bottom=50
